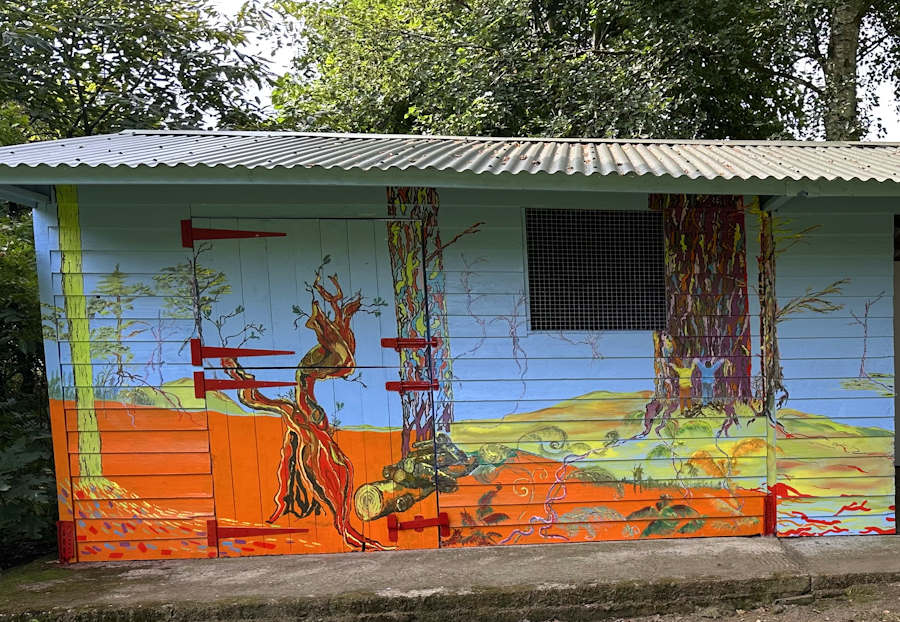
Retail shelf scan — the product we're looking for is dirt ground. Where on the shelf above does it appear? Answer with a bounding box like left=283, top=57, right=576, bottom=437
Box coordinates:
left=611, top=582, right=900, bottom=622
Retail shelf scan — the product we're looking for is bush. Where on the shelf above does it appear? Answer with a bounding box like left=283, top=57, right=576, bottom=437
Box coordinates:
left=0, top=203, right=56, bottom=568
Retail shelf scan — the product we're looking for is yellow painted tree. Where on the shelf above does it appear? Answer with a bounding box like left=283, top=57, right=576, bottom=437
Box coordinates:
left=56, top=185, right=101, bottom=477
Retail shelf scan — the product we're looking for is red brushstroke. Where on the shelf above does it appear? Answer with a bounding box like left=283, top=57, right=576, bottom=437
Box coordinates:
left=817, top=527, right=850, bottom=536
left=835, top=500, right=870, bottom=515
left=781, top=525, right=850, bottom=537
left=780, top=526, right=813, bottom=536
left=860, top=526, right=895, bottom=535
left=789, top=511, right=841, bottom=526
left=770, top=482, right=812, bottom=499
left=252, top=541, right=277, bottom=549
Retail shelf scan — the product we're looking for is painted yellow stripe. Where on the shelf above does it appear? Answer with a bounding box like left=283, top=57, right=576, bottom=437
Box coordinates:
left=57, top=185, right=102, bottom=477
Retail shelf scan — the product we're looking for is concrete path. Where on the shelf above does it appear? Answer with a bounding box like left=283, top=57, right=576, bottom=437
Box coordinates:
left=1, top=536, right=898, bottom=621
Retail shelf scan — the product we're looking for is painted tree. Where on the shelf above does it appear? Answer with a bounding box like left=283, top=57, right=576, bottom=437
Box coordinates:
left=642, top=195, right=752, bottom=436
left=386, top=187, right=480, bottom=455
left=221, top=272, right=385, bottom=550
left=154, top=244, right=231, bottom=345
left=87, top=265, right=152, bottom=386
left=758, top=207, right=850, bottom=422
left=56, top=186, right=102, bottom=477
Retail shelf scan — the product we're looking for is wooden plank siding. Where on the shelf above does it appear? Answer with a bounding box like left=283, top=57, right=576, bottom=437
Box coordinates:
left=769, top=202, right=895, bottom=537
left=36, top=184, right=896, bottom=563
left=432, top=197, right=766, bottom=546
left=39, top=187, right=215, bottom=561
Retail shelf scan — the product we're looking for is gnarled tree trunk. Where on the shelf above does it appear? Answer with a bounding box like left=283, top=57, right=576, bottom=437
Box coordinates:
left=643, top=195, right=752, bottom=436
left=221, top=274, right=386, bottom=551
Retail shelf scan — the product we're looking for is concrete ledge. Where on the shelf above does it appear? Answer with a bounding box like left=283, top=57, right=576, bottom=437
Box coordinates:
left=1, top=536, right=898, bottom=622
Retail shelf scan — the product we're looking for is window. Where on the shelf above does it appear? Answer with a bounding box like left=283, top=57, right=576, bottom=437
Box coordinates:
left=525, top=208, right=666, bottom=331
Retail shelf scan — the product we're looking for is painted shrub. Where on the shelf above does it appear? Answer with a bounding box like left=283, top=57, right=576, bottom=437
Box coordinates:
left=36, top=185, right=895, bottom=561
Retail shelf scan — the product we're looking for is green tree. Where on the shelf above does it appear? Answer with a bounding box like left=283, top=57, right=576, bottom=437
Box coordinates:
left=0, top=102, right=32, bottom=146
left=0, top=0, right=271, bottom=139
left=272, top=0, right=805, bottom=138
left=777, top=0, right=900, bottom=140
left=87, top=265, right=152, bottom=384
left=272, top=0, right=900, bottom=140
left=154, top=246, right=231, bottom=344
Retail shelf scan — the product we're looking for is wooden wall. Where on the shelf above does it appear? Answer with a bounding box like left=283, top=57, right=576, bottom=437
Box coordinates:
left=35, top=184, right=896, bottom=561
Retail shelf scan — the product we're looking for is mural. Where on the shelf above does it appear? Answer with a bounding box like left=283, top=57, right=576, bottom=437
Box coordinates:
left=642, top=194, right=752, bottom=436
left=219, top=271, right=386, bottom=550
left=38, top=185, right=895, bottom=562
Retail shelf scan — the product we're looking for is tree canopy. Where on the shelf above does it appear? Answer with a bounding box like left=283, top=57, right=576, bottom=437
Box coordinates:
left=780, top=0, right=900, bottom=139
left=272, top=0, right=806, bottom=139
left=272, top=0, right=900, bottom=140
left=0, top=0, right=271, bottom=139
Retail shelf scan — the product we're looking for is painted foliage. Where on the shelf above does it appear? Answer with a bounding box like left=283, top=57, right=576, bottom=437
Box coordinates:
left=37, top=185, right=895, bottom=562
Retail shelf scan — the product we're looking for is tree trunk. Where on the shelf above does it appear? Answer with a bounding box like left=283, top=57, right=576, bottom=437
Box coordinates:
left=823, top=1, right=867, bottom=140
left=57, top=185, right=102, bottom=477
left=386, top=187, right=455, bottom=456
left=643, top=195, right=752, bottom=436
left=757, top=209, right=779, bottom=493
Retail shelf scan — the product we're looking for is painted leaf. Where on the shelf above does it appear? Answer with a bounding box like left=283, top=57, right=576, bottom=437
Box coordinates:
left=480, top=512, right=510, bottom=525
left=641, top=518, right=680, bottom=537
left=679, top=519, right=706, bottom=534
left=460, top=509, right=477, bottom=527
left=477, top=488, right=498, bottom=509
left=647, top=444, right=672, bottom=459
left=687, top=450, right=726, bottom=478
left=666, top=505, right=700, bottom=518
left=731, top=437, right=766, bottom=459
left=627, top=506, right=659, bottom=521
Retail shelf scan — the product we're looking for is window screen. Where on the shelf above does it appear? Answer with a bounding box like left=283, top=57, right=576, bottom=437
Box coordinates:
left=525, top=208, right=666, bottom=331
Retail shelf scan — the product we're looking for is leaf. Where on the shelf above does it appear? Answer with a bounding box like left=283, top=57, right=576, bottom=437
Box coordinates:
left=477, top=488, right=498, bottom=508
left=641, top=518, right=680, bottom=537
left=679, top=519, right=706, bottom=534
left=687, top=450, right=726, bottom=478
left=480, top=512, right=510, bottom=525
left=627, top=506, right=659, bottom=521
left=664, top=505, right=699, bottom=518
left=730, top=438, right=766, bottom=468
left=647, top=444, right=672, bottom=460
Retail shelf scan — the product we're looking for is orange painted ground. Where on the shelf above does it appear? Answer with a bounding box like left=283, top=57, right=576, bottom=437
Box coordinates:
left=56, top=400, right=764, bottom=561
left=439, top=451, right=763, bottom=547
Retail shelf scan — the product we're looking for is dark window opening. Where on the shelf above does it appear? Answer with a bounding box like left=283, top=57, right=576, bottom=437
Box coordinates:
left=525, top=208, right=666, bottom=331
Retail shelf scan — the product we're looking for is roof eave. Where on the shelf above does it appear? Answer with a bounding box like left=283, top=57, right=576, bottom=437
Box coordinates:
left=2, top=164, right=900, bottom=197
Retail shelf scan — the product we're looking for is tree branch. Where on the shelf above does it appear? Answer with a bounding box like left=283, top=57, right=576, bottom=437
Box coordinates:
left=221, top=356, right=295, bottom=417
left=425, top=221, right=484, bottom=264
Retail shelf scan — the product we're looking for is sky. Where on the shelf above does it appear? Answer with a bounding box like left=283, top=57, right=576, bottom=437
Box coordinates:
left=210, top=0, right=900, bottom=140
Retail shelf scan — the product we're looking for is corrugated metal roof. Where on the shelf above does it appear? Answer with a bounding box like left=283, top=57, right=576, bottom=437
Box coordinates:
left=2, top=130, right=900, bottom=183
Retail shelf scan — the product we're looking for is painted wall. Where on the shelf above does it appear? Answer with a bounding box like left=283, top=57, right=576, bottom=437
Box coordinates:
left=765, top=200, right=895, bottom=536
left=36, top=184, right=896, bottom=561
